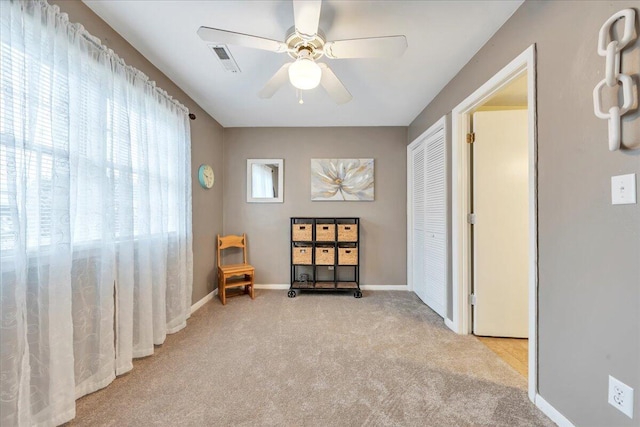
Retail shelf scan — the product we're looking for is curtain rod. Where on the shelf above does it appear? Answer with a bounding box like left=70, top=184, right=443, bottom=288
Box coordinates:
left=43, top=0, right=193, bottom=117
left=79, top=32, right=191, bottom=117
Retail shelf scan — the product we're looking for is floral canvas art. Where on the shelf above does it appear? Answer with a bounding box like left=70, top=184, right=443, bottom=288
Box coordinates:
left=311, top=159, right=374, bottom=201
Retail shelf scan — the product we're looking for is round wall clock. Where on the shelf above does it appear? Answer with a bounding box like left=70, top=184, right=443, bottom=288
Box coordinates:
left=198, top=164, right=215, bottom=189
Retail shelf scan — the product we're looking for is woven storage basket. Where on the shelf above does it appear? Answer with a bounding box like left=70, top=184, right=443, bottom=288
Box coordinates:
left=292, top=246, right=312, bottom=264
left=315, top=247, right=335, bottom=265
left=337, top=224, right=358, bottom=242
left=315, top=224, right=335, bottom=241
left=292, top=224, right=312, bottom=241
left=338, top=247, right=358, bottom=265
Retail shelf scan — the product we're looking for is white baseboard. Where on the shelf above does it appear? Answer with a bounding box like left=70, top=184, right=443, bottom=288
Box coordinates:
left=535, top=394, right=575, bottom=427
left=190, top=289, right=217, bottom=314
left=360, top=285, right=408, bottom=291
left=254, top=284, right=409, bottom=291
left=444, top=317, right=457, bottom=333
left=191, top=284, right=408, bottom=308
left=254, top=284, right=290, bottom=290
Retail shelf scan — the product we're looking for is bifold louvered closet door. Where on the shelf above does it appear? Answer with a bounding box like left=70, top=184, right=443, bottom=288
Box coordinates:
left=408, top=121, right=446, bottom=318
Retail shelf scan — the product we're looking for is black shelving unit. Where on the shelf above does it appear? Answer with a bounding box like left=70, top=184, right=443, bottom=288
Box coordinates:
left=289, top=217, right=361, bottom=298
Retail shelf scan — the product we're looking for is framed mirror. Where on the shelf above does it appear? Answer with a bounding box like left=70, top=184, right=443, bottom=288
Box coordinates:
left=247, top=159, right=284, bottom=203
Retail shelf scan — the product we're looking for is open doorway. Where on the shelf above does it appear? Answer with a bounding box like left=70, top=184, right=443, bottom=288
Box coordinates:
left=471, top=74, right=529, bottom=379
left=449, top=45, right=537, bottom=402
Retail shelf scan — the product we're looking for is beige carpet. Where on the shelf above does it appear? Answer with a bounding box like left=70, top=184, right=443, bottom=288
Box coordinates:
left=67, top=290, right=553, bottom=426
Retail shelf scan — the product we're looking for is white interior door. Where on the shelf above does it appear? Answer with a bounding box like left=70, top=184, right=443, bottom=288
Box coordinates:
left=411, top=142, right=427, bottom=305
left=410, top=125, right=446, bottom=318
left=472, top=110, right=528, bottom=337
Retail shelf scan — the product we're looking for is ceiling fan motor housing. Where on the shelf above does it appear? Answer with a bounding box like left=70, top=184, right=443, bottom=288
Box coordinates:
left=286, top=26, right=326, bottom=60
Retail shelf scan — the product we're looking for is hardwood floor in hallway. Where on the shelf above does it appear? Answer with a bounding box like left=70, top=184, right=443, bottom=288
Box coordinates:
left=477, top=336, right=528, bottom=378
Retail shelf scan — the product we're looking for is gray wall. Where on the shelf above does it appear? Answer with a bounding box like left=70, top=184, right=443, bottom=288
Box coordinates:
left=47, top=2, right=640, bottom=424
left=56, top=1, right=225, bottom=304
left=409, top=2, right=639, bottom=426
left=223, top=127, right=407, bottom=286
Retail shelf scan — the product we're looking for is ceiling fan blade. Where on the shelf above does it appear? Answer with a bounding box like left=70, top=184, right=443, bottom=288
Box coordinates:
left=324, top=35, right=407, bottom=59
left=197, top=26, right=288, bottom=53
left=293, top=0, right=322, bottom=40
left=318, top=63, right=352, bottom=105
left=258, top=63, right=292, bottom=98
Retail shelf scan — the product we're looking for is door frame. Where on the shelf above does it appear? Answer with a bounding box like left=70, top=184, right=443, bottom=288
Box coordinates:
left=407, top=116, right=447, bottom=301
left=450, top=44, right=537, bottom=401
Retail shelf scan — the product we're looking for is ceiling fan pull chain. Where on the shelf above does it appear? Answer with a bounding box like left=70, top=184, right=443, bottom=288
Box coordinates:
left=297, top=89, right=304, bottom=105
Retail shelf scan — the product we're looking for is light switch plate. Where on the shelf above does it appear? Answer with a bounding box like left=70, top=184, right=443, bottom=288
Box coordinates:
left=611, top=174, right=636, bottom=205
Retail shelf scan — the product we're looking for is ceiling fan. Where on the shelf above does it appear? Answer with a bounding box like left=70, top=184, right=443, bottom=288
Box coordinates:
left=197, top=0, right=407, bottom=104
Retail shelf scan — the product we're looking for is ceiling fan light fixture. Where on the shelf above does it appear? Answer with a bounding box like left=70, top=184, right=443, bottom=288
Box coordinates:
left=288, top=57, right=321, bottom=90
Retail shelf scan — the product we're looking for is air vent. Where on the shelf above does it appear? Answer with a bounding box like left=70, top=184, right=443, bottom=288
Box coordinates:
left=209, top=44, right=240, bottom=73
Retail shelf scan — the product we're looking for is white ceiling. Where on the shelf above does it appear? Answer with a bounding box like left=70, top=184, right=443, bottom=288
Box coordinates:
left=82, top=0, right=523, bottom=127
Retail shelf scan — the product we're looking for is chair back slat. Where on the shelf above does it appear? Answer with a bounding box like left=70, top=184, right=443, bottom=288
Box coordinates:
left=217, top=234, right=248, bottom=268
left=219, top=234, right=245, bottom=250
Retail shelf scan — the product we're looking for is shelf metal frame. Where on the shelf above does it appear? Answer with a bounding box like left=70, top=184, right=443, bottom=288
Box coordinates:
left=289, top=217, right=361, bottom=298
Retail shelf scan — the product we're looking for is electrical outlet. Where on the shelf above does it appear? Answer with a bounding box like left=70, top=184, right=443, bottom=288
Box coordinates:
left=608, top=375, right=634, bottom=419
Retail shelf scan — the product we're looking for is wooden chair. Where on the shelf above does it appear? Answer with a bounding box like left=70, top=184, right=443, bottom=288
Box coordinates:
left=217, top=234, right=255, bottom=305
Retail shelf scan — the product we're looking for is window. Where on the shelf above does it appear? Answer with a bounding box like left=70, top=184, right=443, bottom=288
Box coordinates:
left=0, top=39, right=188, bottom=254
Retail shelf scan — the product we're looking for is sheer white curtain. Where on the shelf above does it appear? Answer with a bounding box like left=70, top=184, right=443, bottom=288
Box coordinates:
left=0, top=1, right=193, bottom=426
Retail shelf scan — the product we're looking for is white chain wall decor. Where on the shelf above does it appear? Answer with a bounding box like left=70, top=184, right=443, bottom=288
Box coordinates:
left=593, top=9, right=637, bottom=151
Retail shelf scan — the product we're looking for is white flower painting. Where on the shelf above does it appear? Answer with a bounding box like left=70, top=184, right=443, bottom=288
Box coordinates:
left=311, top=159, right=374, bottom=201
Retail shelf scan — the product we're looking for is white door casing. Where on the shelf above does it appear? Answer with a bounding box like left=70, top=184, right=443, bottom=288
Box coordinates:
left=472, top=110, right=529, bottom=338
left=450, top=44, right=537, bottom=402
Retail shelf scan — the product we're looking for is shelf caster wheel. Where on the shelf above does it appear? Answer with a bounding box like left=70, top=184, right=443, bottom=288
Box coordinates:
left=288, top=290, right=296, bottom=298
left=354, top=291, right=362, bottom=298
